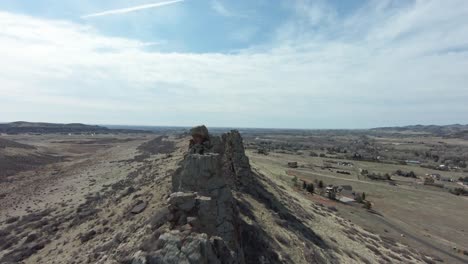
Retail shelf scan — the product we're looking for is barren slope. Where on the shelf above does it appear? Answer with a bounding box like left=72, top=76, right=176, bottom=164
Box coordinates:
left=0, top=130, right=440, bottom=263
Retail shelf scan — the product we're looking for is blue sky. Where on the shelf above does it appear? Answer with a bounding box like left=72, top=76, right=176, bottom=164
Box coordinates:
left=1, top=0, right=468, bottom=128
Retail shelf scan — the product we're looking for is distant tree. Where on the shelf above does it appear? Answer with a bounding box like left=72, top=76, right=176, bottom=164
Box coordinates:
left=460, top=161, right=467, bottom=168
left=459, top=177, right=464, bottom=182
left=318, top=180, right=324, bottom=189
left=384, top=173, right=391, bottom=180
left=306, top=183, right=315, bottom=194
left=302, top=181, right=307, bottom=189
left=408, top=171, right=416, bottom=178
left=319, top=153, right=326, bottom=158
left=362, top=192, right=366, bottom=200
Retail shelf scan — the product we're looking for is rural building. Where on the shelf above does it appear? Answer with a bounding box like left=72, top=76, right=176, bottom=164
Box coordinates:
left=440, top=176, right=453, bottom=182
left=339, top=185, right=353, bottom=191
left=338, top=185, right=354, bottom=199
left=325, top=185, right=338, bottom=200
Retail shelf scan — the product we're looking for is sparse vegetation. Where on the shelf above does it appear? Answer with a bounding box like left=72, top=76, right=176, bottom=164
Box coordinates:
left=318, top=180, right=324, bottom=189
left=291, top=176, right=298, bottom=186
left=449, top=187, right=468, bottom=196
left=394, top=169, right=417, bottom=178
left=363, top=201, right=372, bottom=210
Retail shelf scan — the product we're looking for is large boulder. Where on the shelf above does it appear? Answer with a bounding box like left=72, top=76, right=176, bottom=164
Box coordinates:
left=189, top=125, right=210, bottom=153
left=190, top=125, right=209, bottom=141
left=168, top=192, right=197, bottom=212
left=144, top=231, right=236, bottom=264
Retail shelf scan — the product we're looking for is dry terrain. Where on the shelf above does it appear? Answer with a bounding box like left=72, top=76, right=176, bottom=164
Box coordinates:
left=245, top=130, right=468, bottom=264
left=0, top=128, right=466, bottom=263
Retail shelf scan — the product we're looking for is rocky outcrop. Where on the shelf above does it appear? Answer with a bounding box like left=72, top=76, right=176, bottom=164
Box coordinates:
left=140, top=126, right=252, bottom=263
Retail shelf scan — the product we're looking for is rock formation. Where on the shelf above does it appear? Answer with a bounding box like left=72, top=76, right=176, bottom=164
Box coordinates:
left=141, top=126, right=252, bottom=263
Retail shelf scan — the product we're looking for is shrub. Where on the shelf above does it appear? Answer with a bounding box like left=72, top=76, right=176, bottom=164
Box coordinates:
left=318, top=180, right=324, bottom=188
left=291, top=176, right=298, bottom=186
left=306, top=183, right=315, bottom=193
left=363, top=201, right=372, bottom=210
left=355, top=193, right=366, bottom=203
left=394, top=169, right=416, bottom=178
left=449, top=188, right=468, bottom=196
left=355, top=195, right=363, bottom=203
left=309, top=152, right=318, bottom=157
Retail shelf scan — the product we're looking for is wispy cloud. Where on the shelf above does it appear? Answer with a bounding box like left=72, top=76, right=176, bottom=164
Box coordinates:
left=81, top=0, right=184, bottom=18
left=1, top=1, right=468, bottom=128
left=211, top=0, right=235, bottom=17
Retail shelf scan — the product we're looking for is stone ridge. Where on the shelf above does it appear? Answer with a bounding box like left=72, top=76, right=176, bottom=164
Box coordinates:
left=143, top=125, right=251, bottom=263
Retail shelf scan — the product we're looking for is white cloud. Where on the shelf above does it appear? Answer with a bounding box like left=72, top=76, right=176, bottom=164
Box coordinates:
left=81, top=0, right=184, bottom=18
left=211, top=0, right=235, bottom=17
left=1, top=0, right=468, bottom=128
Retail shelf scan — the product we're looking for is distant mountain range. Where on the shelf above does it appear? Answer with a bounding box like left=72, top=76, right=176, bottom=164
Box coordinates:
left=0, top=121, right=150, bottom=134
left=372, top=124, right=468, bottom=137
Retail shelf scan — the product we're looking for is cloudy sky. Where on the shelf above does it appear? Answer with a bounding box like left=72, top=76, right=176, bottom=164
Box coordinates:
left=1, top=0, right=468, bottom=128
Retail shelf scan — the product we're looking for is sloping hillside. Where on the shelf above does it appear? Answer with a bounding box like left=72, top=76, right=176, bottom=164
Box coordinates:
left=0, top=138, right=61, bottom=178
left=0, top=128, right=437, bottom=263
left=0, top=122, right=150, bottom=134
left=372, top=124, right=468, bottom=137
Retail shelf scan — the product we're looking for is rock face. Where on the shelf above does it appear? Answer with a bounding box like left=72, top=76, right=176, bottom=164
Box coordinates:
left=142, top=231, right=235, bottom=264
left=144, top=126, right=251, bottom=263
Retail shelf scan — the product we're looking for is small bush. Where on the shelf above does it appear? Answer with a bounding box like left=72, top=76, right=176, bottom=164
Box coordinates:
left=318, top=180, right=324, bottom=188
left=355, top=195, right=363, bottom=203
left=291, top=176, right=298, bottom=186
left=449, top=188, right=468, bottom=196
left=363, top=201, right=372, bottom=210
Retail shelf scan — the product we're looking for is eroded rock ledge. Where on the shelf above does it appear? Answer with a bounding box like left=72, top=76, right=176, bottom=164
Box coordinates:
left=135, top=125, right=251, bottom=264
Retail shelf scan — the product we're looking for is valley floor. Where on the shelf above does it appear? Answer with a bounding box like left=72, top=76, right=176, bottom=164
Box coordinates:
left=247, top=150, right=468, bottom=264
